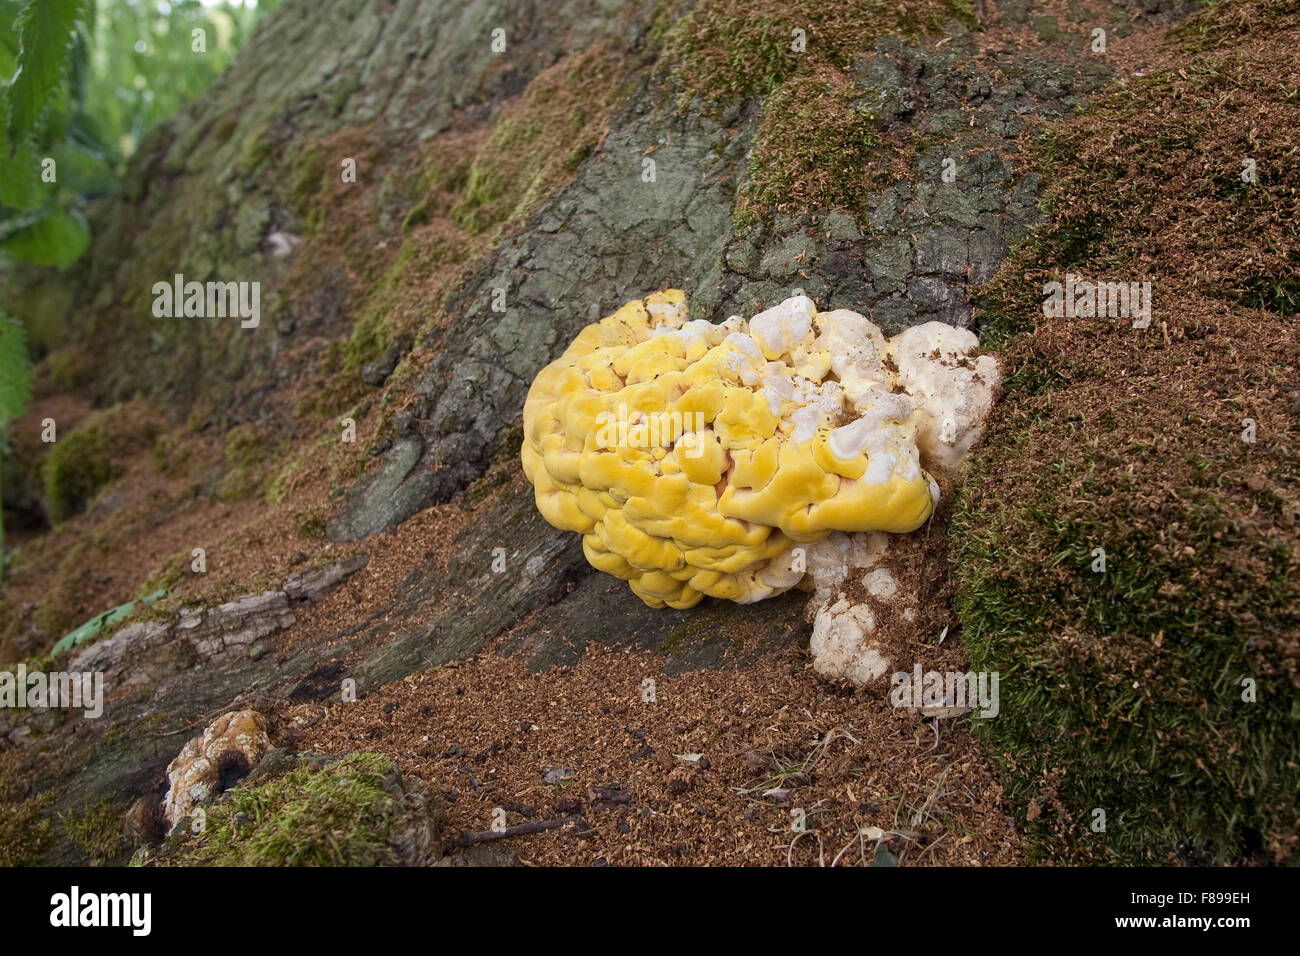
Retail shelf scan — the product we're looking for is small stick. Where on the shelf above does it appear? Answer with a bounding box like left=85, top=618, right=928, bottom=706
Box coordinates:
left=148, top=694, right=291, bottom=737
left=149, top=722, right=203, bottom=738
left=448, top=814, right=585, bottom=850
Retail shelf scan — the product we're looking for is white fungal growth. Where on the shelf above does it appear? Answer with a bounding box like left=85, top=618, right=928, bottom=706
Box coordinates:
left=741, top=301, right=1000, bottom=687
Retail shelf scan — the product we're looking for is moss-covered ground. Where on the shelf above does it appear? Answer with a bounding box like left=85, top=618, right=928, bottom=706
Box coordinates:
left=152, top=753, right=435, bottom=866
left=953, top=0, right=1299, bottom=864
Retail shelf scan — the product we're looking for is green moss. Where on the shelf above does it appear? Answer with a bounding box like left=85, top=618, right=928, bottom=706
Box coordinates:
left=151, top=429, right=194, bottom=478
left=954, top=437, right=1299, bottom=863
left=494, top=423, right=525, bottom=466
left=238, top=123, right=275, bottom=173
left=0, top=652, right=56, bottom=693
left=664, top=0, right=974, bottom=225
left=0, top=790, right=55, bottom=866
left=0, top=756, right=56, bottom=865
left=42, top=426, right=115, bottom=525
left=298, top=231, right=437, bottom=419
left=211, top=111, right=239, bottom=145
left=424, top=137, right=478, bottom=196
left=4, top=276, right=74, bottom=356
left=450, top=45, right=629, bottom=236
left=664, top=0, right=977, bottom=108
left=162, top=753, right=421, bottom=866
left=216, top=424, right=276, bottom=503
left=400, top=138, right=481, bottom=235
left=1167, top=0, right=1264, bottom=52
left=295, top=512, right=327, bottom=541
left=466, top=466, right=510, bottom=503
left=401, top=193, right=438, bottom=233
left=738, top=67, right=884, bottom=225
left=61, top=801, right=128, bottom=866
left=347, top=244, right=418, bottom=371
left=287, top=142, right=330, bottom=234
left=41, top=406, right=160, bottom=523
left=38, top=347, right=94, bottom=392
left=140, top=551, right=187, bottom=599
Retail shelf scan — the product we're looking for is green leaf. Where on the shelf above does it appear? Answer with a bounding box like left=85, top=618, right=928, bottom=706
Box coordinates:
left=0, top=4, right=20, bottom=79
left=0, top=126, right=42, bottom=209
left=0, top=204, right=87, bottom=267
left=51, top=588, right=166, bottom=656
left=48, top=135, right=113, bottom=196
left=4, top=0, right=85, bottom=145
left=0, top=311, right=33, bottom=426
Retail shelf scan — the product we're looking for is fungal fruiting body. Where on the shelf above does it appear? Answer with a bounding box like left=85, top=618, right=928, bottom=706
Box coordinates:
left=522, top=291, right=999, bottom=684
left=163, top=709, right=271, bottom=829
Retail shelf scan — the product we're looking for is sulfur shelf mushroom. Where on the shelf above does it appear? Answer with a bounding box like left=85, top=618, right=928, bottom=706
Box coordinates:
left=521, top=291, right=998, bottom=684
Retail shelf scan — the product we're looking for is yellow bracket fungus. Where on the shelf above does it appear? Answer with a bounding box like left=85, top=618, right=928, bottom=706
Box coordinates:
left=521, top=290, right=998, bottom=681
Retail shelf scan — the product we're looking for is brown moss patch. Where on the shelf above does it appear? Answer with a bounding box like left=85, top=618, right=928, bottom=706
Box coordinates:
left=955, top=0, right=1300, bottom=864
left=452, top=43, right=631, bottom=236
